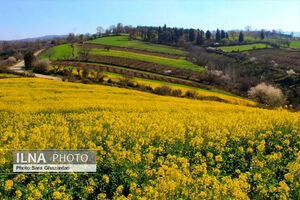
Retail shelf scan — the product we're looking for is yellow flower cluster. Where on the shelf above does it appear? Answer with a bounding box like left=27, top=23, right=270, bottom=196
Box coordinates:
left=0, top=78, right=299, bottom=199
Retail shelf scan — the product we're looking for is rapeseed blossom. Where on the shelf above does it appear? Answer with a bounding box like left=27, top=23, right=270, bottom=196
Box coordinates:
left=0, top=78, right=299, bottom=199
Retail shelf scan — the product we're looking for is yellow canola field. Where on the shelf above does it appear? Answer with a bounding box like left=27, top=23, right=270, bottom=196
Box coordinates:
left=0, top=78, right=299, bottom=200
left=103, top=72, right=256, bottom=106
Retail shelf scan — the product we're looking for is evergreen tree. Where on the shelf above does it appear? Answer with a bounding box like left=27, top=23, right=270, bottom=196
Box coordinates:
left=163, top=24, right=167, bottom=32
left=225, top=32, right=229, bottom=39
left=196, top=32, right=203, bottom=45
left=221, top=30, right=226, bottom=39
left=24, top=51, right=35, bottom=70
left=205, top=30, right=211, bottom=40
left=189, top=29, right=195, bottom=42
left=216, top=29, right=221, bottom=41
left=260, top=31, right=265, bottom=40
left=239, top=31, right=244, bottom=42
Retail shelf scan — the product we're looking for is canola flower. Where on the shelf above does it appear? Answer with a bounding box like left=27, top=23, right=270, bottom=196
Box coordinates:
left=0, top=78, right=299, bottom=199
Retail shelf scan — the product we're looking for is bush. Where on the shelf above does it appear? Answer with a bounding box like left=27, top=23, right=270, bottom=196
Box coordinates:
left=24, top=51, right=35, bottom=70
left=171, top=89, right=182, bottom=97
left=136, top=84, right=153, bottom=92
left=118, top=75, right=134, bottom=87
left=7, top=56, right=16, bottom=64
left=81, top=67, right=89, bottom=79
left=33, top=59, right=50, bottom=74
left=107, top=79, right=113, bottom=84
left=185, top=90, right=198, bottom=99
left=248, top=82, right=285, bottom=108
left=154, top=86, right=172, bottom=96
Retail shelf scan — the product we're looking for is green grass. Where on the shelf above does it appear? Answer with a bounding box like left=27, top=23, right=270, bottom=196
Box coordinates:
left=90, top=49, right=203, bottom=72
left=290, top=41, right=300, bottom=49
left=217, top=43, right=271, bottom=52
left=40, top=44, right=76, bottom=60
left=87, top=35, right=186, bottom=55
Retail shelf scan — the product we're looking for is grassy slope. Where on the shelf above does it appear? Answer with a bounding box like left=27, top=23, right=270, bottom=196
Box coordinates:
left=230, top=35, right=300, bottom=49
left=40, top=44, right=75, bottom=60
left=217, top=43, right=271, bottom=52
left=41, top=44, right=202, bottom=72
left=90, top=49, right=203, bottom=72
left=290, top=41, right=300, bottom=49
left=87, top=35, right=186, bottom=55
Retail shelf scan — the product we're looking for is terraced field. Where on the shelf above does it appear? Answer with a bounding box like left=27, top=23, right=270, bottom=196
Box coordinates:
left=87, top=35, right=186, bottom=55
left=40, top=38, right=204, bottom=91
left=89, top=49, right=201, bottom=71
left=217, top=43, right=271, bottom=52
left=41, top=44, right=76, bottom=60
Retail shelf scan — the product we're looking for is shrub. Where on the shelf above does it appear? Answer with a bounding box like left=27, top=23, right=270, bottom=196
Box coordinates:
left=81, top=67, right=89, bottom=79
left=7, top=56, right=16, bottom=64
left=248, top=82, right=285, bottom=108
left=171, top=89, right=182, bottom=97
left=136, top=84, right=153, bottom=92
left=153, top=86, right=172, bottom=96
left=33, top=59, right=50, bottom=74
left=107, top=79, right=113, bottom=84
left=118, top=75, right=134, bottom=87
left=24, top=51, right=35, bottom=70
left=185, top=90, right=198, bottom=99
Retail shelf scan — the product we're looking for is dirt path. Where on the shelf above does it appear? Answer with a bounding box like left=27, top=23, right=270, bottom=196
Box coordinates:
left=10, top=50, right=62, bottom=81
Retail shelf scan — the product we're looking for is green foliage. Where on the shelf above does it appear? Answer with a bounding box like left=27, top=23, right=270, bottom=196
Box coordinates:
left=24, top=51, right=35, bottom=69
left=239, top=32, right=244, bottom=42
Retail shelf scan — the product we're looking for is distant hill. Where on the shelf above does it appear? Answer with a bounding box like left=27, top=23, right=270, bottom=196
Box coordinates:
left=292, top=32, right=300, bottom=37
left=0, top=35, right=68, bottom=42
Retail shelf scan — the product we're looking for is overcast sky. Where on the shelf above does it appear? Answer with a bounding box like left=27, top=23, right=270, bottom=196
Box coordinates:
left=1, top=0, right=300, bottom=40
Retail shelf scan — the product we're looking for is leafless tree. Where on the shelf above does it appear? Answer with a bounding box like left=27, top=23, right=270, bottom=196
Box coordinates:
left=96, top=26, right=105, bottom=35
left=245, top=26, right=251, bottom=32
left=78, top=48, right=91, bottom=61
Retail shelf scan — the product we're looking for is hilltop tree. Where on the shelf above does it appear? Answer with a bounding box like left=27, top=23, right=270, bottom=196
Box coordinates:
left=24, top=51, right=35, bottom=70
left=67, top=33, right=76, bottom=43
left=245, top=25, right=251, bottom=32
left=116, top=23, right=124, bottom=34
left=196, top=32, right=203, bottom=45
left=216, top=29, right=221, bottom=41
left=96, top=26, right=105, bottom=35
left=225, top=32, right=229, bottom=39
left=221, top=30, right=226, bottom=39
left=260, top=30, right=265, bottom=40
left=239, top=31, right=244, bottom=42
left=189, top=29, right=195, bottom=42
left=79, top=34, right=84, bottom=43
left=206, top=30, right=211, bottom=40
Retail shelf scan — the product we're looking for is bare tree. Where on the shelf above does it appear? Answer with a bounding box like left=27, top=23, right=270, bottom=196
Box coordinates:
left=116, top=23, right=124, bottom=34
left=245, top=25, right=251, bottom=32
left=78, top=48, right=91, bottom=61
left=109, top=25, right=116, bottom=34
left=229, top=31, right=237, bottom=40
left=96, top=26, right=105, bottom=35
left=67, top=33, right=76, bottom=43
left=79, top=34, right=84, bottom=43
